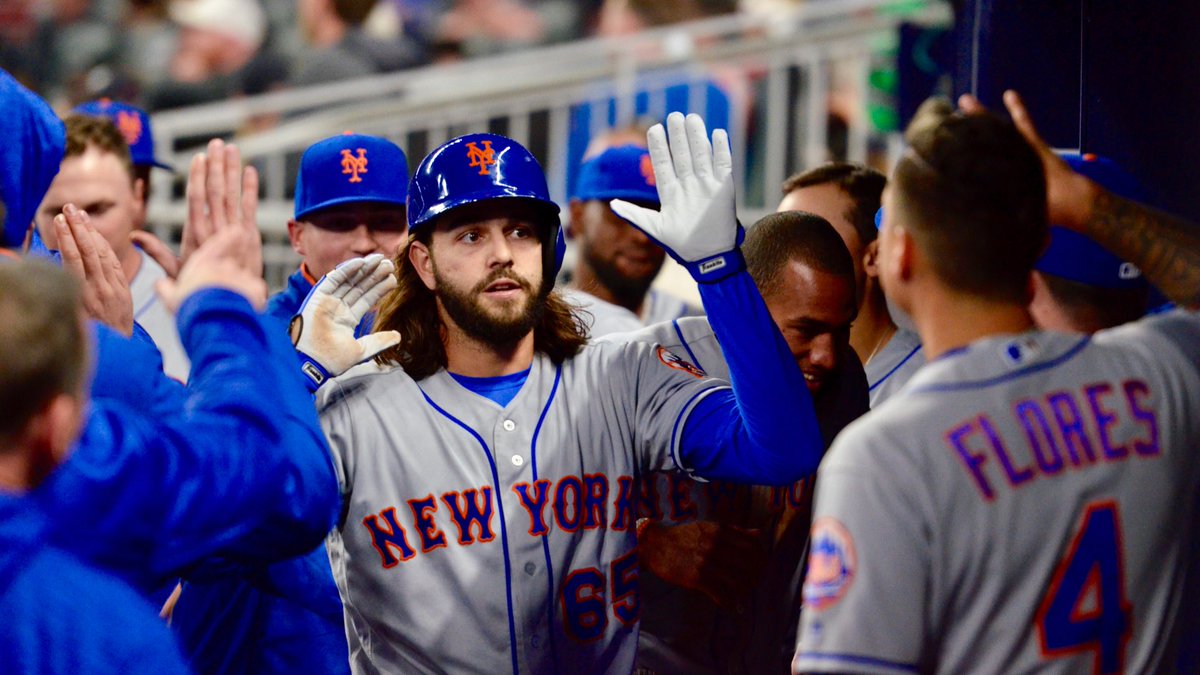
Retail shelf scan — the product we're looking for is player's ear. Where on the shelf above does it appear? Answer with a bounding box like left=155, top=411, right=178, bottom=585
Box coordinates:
left=409, top=240, right=437, bottom=291
left=885, top=224, right=916, bottom=283
left=45, top=393, right=85, bottom=465
left=286, top=220, right=306, bottom=256
left=862, top=240, right=880, bottom=278
left=132, top=178, right=147, bottom=220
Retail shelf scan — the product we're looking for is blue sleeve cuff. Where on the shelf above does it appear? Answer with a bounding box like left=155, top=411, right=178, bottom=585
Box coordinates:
left=684, top=248, right=747, bottom=283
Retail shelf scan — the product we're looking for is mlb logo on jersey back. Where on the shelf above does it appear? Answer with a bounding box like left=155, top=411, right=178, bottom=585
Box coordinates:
left=1002, top=335, right=1042, bottom=364
left=804, top=517, right=856, bottom=611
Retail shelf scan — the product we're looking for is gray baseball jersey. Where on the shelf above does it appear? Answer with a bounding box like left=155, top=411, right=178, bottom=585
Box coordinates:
left=564, top=288, right=699, bottom=339
left=129, top=249, right=189, bottom=381
left=602, top=317, right=868, bottom=674
left=795, top=310, right=1200, bottom=674
left=317, top=339, right=730, bottom=674
left=864, top=327, right=923, bottom=407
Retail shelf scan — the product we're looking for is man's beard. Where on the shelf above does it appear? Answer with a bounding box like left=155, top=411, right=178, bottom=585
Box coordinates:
left=583, top=244, right=660, bottom=310
left=435, top=265, right=547, bottom=346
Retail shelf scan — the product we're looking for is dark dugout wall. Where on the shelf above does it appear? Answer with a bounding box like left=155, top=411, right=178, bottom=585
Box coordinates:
left=950, top=0, right=1200, bottom=223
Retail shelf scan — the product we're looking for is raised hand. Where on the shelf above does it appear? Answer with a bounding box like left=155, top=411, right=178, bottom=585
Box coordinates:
left=290, top=254, right=401, bottom=390
left=155, top=226, right=268, bottom=315
left=960, top=90, right=1200, bottom=307
left=609, top=112, right=742, bottom=282
left=958, top=90, right=1098, bottom=231
left=183, top=138, right=262, bottom=277
left=55, top=203, right=134, bottom=336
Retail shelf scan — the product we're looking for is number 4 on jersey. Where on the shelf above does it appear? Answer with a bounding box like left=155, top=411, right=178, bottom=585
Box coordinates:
left=1036, top=501, right=1132, bottom=675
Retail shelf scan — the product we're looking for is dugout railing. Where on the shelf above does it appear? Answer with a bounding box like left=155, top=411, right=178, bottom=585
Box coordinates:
left=147, top=0, right=951, bottom=291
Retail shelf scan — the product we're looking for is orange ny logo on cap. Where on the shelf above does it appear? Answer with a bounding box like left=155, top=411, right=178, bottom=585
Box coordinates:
left=640, top=153, right=656, bottom=186
left=341, top=148, right=368, bottom=183
left=466, top=141, right=496, bottom=176
left=115, top=111, right=143, bottom=146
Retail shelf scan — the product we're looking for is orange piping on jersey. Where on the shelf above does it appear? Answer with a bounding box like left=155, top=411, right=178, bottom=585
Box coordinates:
left=301, top=263, right=319, bottom=286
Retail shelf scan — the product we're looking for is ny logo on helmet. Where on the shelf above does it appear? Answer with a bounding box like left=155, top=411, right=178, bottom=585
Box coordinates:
left=341, top=148, right=368, bottom=183
left=115, top=111, right=143, bottom=147
left=466, top=141, right=496, bottom=176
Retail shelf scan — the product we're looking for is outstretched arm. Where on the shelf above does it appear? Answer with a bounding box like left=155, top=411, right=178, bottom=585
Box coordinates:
left=613, top=113, right=824, bottom=484
left=962, top=90, right=1200, bottom=308
left=39, top=160, right=337, bottom=593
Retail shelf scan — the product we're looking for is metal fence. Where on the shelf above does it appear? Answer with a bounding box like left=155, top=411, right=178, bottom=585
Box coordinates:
left=147, top=0, right=950, bottom=291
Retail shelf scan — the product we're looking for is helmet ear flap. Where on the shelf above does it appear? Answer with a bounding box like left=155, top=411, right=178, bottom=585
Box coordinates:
left=540, top=220, right=565, bottom=292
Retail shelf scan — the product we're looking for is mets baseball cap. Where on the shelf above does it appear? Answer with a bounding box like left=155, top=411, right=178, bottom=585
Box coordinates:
left=572, top=145, right=660, bottom=206
left=1035, top=153, right=1146, bottom=289
left=74, top=99, right=173, bottom=171
left=294, top=133, right=409, bottom=221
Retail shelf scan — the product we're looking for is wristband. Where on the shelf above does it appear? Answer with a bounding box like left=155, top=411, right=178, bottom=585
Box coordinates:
left=683, top=248, right=746, bottom=284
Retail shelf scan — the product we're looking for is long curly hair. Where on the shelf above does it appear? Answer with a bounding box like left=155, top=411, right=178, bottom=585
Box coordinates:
left=373, top=235, right=588, bottom=380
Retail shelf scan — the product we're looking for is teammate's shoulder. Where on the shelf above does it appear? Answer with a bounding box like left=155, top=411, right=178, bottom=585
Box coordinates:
left=597, top=315, right=713, bottom=348
left=1094, top=306, right=1200, bottom=366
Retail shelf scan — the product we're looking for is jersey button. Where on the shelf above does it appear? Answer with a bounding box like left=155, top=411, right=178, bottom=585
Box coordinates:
left=524, top=562, right=536, bottom=575
left=512, top=455, right=525, bottom=467
left=502, top=419, right=516, bottom=431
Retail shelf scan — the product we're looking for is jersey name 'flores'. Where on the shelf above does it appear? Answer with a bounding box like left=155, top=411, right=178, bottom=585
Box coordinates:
left=318, top=340, right=728, bottom=675
left=796, top=311, right=1200, bottom=675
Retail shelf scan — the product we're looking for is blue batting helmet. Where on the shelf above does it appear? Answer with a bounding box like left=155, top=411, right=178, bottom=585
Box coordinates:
left=407, top=133, right=564, bottom=284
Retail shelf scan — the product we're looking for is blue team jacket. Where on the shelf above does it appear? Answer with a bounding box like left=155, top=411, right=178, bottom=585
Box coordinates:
left=160, top=272, right=349, bottom=675
left=266, top=264, right=317, bottom=324
left=37, top=290, right=340, bottom=593
left=0, top=494, right=189, bottom=673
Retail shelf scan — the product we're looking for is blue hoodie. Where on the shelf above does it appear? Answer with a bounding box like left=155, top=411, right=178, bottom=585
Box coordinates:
left=0, top=495, right=188, bottom=674
left=0, top=68, right=64, bottom=249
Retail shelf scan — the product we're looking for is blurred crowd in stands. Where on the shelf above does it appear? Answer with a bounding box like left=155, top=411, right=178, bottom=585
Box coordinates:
left=1, top=0, right=807, bottom=112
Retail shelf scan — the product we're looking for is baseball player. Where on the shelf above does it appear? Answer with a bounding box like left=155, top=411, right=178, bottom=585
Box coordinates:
left=609, top=210, right=868, bottom=675
left=35, top=115, right=190, bottom=380
left=1030, top=153, right=1149, bottom=333
left=0, top=260, right=189, bottom=674
left=296, top=112, right=824, bottom=673
left=564, top=144, right=698, bottom=337
left=793, top=94, right=1200, bottom=674
left=777, top=164, right=921, bottom=406
left=1, top=185, right=337, bottom=674
left=2, top=66, right=340, bottom=595
left=266, top=132, right=409, bottom=323
left=170, top=133, right=406, bottom=675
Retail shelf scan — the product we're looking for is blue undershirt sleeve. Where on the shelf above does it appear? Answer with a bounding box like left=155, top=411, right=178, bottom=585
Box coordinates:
left=676, top=269, right=823, bottom=484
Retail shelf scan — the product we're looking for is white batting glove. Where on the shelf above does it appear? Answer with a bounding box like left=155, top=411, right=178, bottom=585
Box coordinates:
left=610, top=112, right=743, bottom=283
left=289, top=254, right=401, bottom=391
